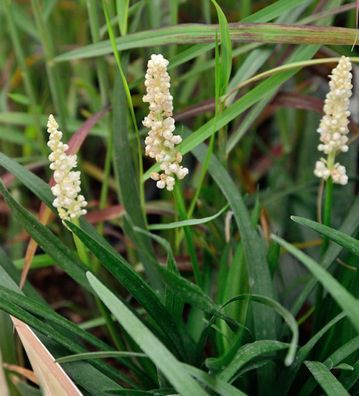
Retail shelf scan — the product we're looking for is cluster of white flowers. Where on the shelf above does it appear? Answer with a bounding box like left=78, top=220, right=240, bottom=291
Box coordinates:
left=47, top=114, right=87, bottom=221
left=143, top=54, right=188, bottom=191
left=314, top=56, right=352, bottom=185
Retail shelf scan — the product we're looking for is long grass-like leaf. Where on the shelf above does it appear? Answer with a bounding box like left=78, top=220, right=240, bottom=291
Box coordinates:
left=148, top=205, right=228, bottom=230
left=304, top=361, right=349, bottom=396
left=291, top=216, right=359, bottom=257
left=0, top=181, right=89, bottom=290
left=65, top=220, right=193, bottom=361
left=272, top=234, right=359, bottom=332
left=279, top=313, right=346, bottom=395
left=87, top=272, right=208, bottom=396
left=55, top=24, right=357, bottom=62
left=213, top=340, right=289, bottom=382
left=292, top=196, right=359, bottom=316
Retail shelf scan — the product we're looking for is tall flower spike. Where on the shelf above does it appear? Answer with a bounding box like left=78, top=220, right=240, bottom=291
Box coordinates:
left=314, top=56, right=352, bottom=185
left=143, top=54, right=188, bottom=191
left=47, top=114, right=87, bottom=221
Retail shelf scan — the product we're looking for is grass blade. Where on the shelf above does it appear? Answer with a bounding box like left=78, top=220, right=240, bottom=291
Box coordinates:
left=86, top=272, right=208, bottom=396
left=64, top=220, right=192, bottom=361
left=291, top=216, right=359, bottom=257
left=148, top=205, right=228, bottom=230
left=183, top=364, right=247, bottom=396
left=0, top=181, right=89, bottom=290
left=291, top=196, right=359, bottom=316
left=214, top=340, right=289, bottom=382
left=55, top=24, right=357, bottom=62
left=192, top=143, right=276, bottom=340
left=56, top=351, right=146, bottom=364
left=272, top=234, right=359, bottom=332
left=304, top=361, right=349, bottom=396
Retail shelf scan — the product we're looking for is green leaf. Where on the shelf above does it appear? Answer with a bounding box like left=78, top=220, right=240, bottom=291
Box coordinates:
left=325, top=335, right=359, bottom=369
left=301, top=335, right=359, bottom=395
left=272, top=234, right=359, bottom=332
left=210, top=0, right=232, bottom=91
left=279, top=313, right=346, bottom=395
left=86, top=272, right=208, bottom=396
left=213, top=340, right=289, bottom=382
left=112, top=72, right=161, bottom=289
left=192, top=143, right=276, bottom=340
left=304, top=361, right=349, bottom=396
left=56, top=351, right=147, bottom=364
left=183, top=364, right=247, bottom=396
left=55, top=24, right=357, bottom=62
left=155, top=264, right=239, bottom=331
left=65, top=220, right=192, bottom=361
left=291, top=216, right=359, bottom=257
left=0, top=152, right=54, bottom=209
left=116, top=0, right=129, bottom=36
left=14, top=254, right=53, bottom=270
left=242, top=0, right=309, bottom=22
left=0, top=180, right=89, bottom=290
left=8, top=92, right=30, bottom=106
left=292, top=196, right=359, bottom=316
left=0, top=287, right=127, bottom=390
left=148, top=205, right=228, bottom=230
left=0, top=284, right=142, bottom=386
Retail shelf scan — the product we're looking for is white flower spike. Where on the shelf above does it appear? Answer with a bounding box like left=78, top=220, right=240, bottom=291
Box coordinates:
left=143, top=54, right=188, bottom=191
left=314, top=56, right=352, bottom=185
left=47, top=114, right=87, bottom=221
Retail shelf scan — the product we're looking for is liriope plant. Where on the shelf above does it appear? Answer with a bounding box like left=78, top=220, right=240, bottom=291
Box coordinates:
left=0, top=1, right=358, bottom=396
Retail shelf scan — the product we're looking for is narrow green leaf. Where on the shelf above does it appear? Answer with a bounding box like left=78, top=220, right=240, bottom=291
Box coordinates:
left=192, top=143, right=276, bottom=340
left=183, top=364, right=247, bottom=396
left=56, top=351, right=146, bottom=364
left=272, top=234, right=359, bottom=332
left=55, top=24, right=357, bottom=62
left=292, top=196, right=359, bottom=316
left=65, top=220, right=192, bottom=361
left=0, top=288, right=127, bottom=389
left=210, top=0, right=232, bottom=90
left=87, top=272, right=208, bottom=396
left=215, top=340, right=289, bottom=382
left=111, top=74, right=160, bottom=289
left=116, top=0, right=129, bottom=36
left=291, top=216, right=359, bottom=257
left=148, top=205, right=228, bottom=230
left=305, top=361, right=349, bottom=396
left=0, top=181, right=89, bottom=290
left=279, top=313, right=346, bottom=395
left=242, top=0, right=309, bottom=22
left=300, top=335, right=359, bottom=394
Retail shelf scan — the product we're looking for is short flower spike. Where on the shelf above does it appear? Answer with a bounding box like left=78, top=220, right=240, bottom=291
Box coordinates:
left=47, top=114, right=87, bottom=220
left=143, top=54, right=188, bottom=191
left=314, top=56, right=352, bottom=185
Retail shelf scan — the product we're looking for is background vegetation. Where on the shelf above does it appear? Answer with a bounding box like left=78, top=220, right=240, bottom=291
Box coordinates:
left=0, top=0, right=358, bottom=395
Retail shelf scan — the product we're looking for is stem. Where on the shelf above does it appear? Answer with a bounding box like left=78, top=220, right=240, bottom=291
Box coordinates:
left=322, top=177, right=333, bottom=252
left=173, top=184, right=202, bottom=287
